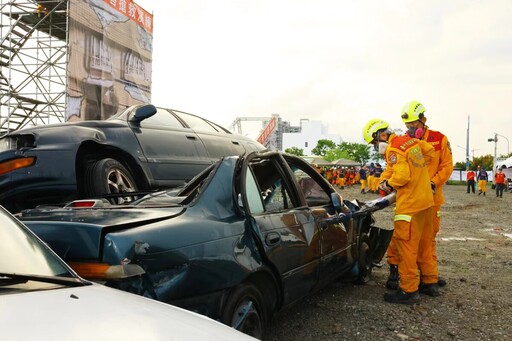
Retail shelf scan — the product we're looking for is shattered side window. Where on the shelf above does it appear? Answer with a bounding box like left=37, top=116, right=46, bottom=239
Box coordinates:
left=249, top=159, right=294, bottom=213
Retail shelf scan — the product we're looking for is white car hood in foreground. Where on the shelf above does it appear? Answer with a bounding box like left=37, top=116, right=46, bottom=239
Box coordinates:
left=0, top=283, right=255, bottom=341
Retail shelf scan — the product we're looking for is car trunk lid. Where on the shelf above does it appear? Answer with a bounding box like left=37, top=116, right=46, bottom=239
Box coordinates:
left=19, top=206, right=185, bottom=260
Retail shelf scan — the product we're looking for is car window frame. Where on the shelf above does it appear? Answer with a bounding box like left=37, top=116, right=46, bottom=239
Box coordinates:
left=239, top=152, right=302, bottom=216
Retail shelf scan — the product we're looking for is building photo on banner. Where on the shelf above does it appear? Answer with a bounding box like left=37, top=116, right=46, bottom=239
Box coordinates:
left=66, top=0, right=153, bottom=121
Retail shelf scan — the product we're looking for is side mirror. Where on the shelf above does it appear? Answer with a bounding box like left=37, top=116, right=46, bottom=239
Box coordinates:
left=129, top=104, right=157, bottom=123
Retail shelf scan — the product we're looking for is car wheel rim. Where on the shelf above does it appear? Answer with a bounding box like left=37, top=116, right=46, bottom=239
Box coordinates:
left=231, top=298, right=263, bottom=339
left=107, top=168, right=136, bottom=203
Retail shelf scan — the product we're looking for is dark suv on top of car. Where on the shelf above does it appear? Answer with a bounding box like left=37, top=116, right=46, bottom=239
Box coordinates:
left=0, top=104, right=265, bottom=212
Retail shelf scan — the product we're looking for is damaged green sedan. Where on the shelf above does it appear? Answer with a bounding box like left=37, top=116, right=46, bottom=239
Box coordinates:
left=19, top=151, right=394, bottom=339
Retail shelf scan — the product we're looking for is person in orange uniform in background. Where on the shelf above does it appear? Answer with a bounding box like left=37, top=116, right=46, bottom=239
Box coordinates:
left=354, top=167, right=361, bottom=184
left=466, top=168, right=476, bottom=193
left=367, top=164, right=375, bottom=193
left=363, top=118, right=437, bottom=304
left=359, top=166, right=368, bottom=193
left=494, top=167, right=507, bottom=198
left=325, top=167, right=333, bottom=184
left=384, top=100, right=453, bottom=292
left=337, top=169, right=346, bottom=189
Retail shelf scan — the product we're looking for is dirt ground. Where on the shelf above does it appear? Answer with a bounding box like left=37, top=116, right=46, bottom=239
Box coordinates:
left=267, top=184, right=512, bottom=341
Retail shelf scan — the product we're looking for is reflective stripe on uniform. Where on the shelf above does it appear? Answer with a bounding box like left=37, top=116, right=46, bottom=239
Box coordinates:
left=394, top=214, right=412, bottom=222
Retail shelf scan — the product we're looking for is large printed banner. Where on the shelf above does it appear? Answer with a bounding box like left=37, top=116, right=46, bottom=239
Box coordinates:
left=257, top=116, right=277, bottom=145
left=66, top=0, right=153, bottom=121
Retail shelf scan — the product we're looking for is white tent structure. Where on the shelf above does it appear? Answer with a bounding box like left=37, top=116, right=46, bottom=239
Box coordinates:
left=333, top=158, right=360, bottom=167
left=496, top=157, right=512, bottom=169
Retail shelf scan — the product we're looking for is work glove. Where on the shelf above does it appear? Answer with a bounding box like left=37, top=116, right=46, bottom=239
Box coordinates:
left=378, top=180, right=394, bottom=195
left=430, top=181, right=436, bottom=195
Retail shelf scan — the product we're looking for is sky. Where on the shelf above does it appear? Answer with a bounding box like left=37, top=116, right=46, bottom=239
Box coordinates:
left=135, top=0, right=512, bottom=164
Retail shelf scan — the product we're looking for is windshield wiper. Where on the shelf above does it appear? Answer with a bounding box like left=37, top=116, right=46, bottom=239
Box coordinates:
left=0, top=272, right=89, bottom=287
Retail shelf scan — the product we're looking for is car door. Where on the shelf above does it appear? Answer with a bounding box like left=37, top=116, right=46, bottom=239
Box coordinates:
left=131, top=108, right=211, bottom=187
left=172, top=110, right=247, bottom=160
left=240, top=154, right=320, bottom=306
left=283, top=156, right=351, bottom=286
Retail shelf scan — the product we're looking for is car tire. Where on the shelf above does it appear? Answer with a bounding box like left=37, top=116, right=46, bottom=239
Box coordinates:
left=352, top=235, right=372, bottom=285
left=83, top=158, right=138, bottom=201
left=221, top=283, right=268, bottom=339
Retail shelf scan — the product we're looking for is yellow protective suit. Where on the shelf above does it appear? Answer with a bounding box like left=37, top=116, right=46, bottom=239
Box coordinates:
left=386, top=128, right=453, bottom=266
left=383, top=134, right=437, bottom=292
left=360, top=179, right=367, bottom=192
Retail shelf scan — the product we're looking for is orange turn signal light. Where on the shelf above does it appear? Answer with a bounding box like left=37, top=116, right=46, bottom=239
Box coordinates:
left=0, top=157, right=35, bottom=175
left=68, top=262, right=145, bottom=280
left=68, top=262, right=111, bottom=279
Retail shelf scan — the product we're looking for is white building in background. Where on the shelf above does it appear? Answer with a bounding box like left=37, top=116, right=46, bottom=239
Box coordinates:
left=230, top=115, right=342, bottom=153
left=281, top=120, right=342, bottom=155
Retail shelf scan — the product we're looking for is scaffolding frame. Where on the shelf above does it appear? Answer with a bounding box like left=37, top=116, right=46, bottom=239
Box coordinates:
left=0, top=0, right=68, bottom=135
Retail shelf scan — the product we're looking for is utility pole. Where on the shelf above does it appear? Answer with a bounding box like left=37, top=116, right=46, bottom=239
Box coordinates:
left=488, top=133, right=498, bottom=171
left=465, top=115, right=470, bottom=169
left=494, top=133, right=497, bottom=171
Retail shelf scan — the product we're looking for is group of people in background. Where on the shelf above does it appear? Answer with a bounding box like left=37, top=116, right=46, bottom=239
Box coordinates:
left=317, top=163, right=389, bottom=194
left=362, top=100, right=453, bottom=305
left=466, top=165, right=509, bottom=197
left=316, top=166, right=359, bottom=188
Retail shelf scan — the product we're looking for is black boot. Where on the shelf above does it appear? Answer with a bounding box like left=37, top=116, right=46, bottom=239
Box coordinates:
left=419, top=283, right=440, bottom=297
left=386, top=265, right=399, bottom=290
left=438, top=277, right=447, bottom=287
left=384, top=289, right=420, bottom=304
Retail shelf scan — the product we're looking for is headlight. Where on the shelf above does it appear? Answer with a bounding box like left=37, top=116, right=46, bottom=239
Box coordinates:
left=0, top=135, right=35, bottom=152
left=0, top=137, right=15, bottom=152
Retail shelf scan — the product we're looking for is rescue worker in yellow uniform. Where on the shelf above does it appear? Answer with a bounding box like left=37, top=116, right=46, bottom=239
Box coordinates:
left=367, top=164, right=375, bottom=193
left=372, top=163, right=383, bottom=192
left=385, top=101, right=453, bottom=293
left=363, top=118, right=438, bottom=304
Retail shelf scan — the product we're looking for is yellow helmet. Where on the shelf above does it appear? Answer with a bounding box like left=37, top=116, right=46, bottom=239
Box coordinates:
left=362, top=119, right=389, bottom=144
left=401, top=100, right=425, bottom=123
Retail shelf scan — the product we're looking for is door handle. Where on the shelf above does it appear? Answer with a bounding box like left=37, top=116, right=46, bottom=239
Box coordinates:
left=186, top=135, right=197, bottom=140
left=265, top=232, right=281, bottom=246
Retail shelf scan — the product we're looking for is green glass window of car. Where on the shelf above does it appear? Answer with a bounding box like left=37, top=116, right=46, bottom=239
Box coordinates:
left=244, top=168, right=265, bottom=214
left=140, top=108, right=185, bottom=129
left=173, top=111, right=220, bottom=133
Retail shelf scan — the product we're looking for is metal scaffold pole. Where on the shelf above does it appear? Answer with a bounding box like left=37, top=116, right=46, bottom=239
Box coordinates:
left=0, top=0, right=68, bottom=135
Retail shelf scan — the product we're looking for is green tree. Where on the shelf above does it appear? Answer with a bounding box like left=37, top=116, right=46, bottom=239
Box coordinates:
left=454, top=154, right=494, bottom=170
left=338, top=142, right=371, bottom=165
left=311, top=139, right=336, bottom=157
left=324, top=148, right=350, bottom=162
left=284, top=146, right=304, bottom=156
